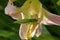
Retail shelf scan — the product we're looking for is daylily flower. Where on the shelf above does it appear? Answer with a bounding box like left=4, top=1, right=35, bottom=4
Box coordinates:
left=5, top=0, right=60, bottom=40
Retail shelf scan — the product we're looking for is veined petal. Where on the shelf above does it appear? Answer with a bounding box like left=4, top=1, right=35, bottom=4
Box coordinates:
left=42, top=8, right=60, bottom=25
left=5, top=0, right=21, bottom=20
left=19, top=24, right=29, bottom=40
left=35, top=24, right=42, bottom=37
left=19, top=23, right=39, bottom=40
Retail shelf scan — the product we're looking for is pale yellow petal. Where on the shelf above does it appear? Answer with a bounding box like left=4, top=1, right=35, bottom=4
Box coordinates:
left=5, top=0, right=21, bottom=20
left=42, top=8, right=60, bottom=25
left=35, top=24, right=42, bottom=37
left=19, top=24, right=29, bottom=39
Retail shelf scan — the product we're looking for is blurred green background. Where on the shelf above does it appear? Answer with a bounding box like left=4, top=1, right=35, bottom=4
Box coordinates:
left=0, top=0, right=60, bottom=40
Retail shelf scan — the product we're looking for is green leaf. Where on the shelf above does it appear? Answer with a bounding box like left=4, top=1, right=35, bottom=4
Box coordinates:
left=51, top=0, right=60, bottom=15
left=14, top=19, right=37, bottom=24
left=0, top=30, right=15, bottom=38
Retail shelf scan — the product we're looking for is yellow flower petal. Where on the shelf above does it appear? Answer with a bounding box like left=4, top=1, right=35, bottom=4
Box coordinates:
left=35, top=24, right=42, bottom=37
left=19, top=22, right=40, bottom=40
left=42, top=8, right=60, bottom=25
